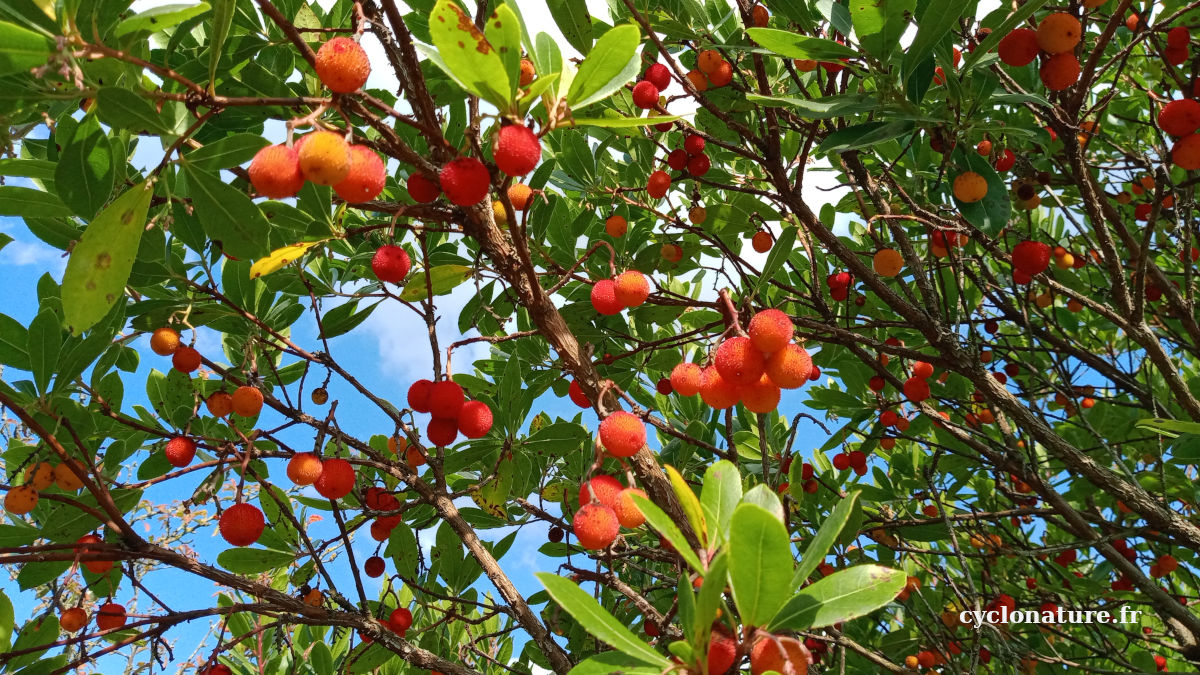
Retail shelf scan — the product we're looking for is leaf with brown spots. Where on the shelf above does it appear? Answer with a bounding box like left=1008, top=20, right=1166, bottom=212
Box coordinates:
left=249, top=240, right=324, bottom=280
left=61, top=181, right=154, bottom=335
left=426, top=0, right=513, bottom=110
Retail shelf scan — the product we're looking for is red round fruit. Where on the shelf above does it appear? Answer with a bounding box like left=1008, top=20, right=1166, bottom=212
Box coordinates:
left=439, top=157, right=491, bottom=207
left=458, top=400, right=494, bottom=439
left=1012, top=240, right=1051, bottom=275
left=172, top=346, right=201, bottom=373
left=96, top=603, right=127, bottom=631
left=686, top=153, right=711, bottom=176
left=426, top=417, right=458, bottom=447
left=1159, top=98, right=1200, bottom=137
left=493, top=124, right=541, bottom=177
left=647, top=170, right=671, bottom=199
left=568, top=379, right=590, bottom=407
left=670, top=362, right=702, bottom=397
left=371, top=245, right=411, bottom=284
left=248, top=144, right=305, bottom=199
left=407, top=173, right=441, bottom=203
left=591, top=279, right=624, bottom=315
left=407, top=379, right=433, bottom=413
left=573, top=503, right=620, bottom=549
left=715, top=336, right=766, bottom=386
left=219, top=502, right=265, bottom=546
left=314, top=458, right=356, bottom=500
left=364, top=555, right=385, bottom=578
left=667, top=148, right=688, bottom=170
left=599, top=411, right=647, bottom=457
left=164, top=436, right=196, bottom=468
left=333, top=145, right=386, bottom=203
left=998, top=28, right=1039, bottom=67
left=684, top=134, right=706, bottom=155
left=427, top=380, right=465, bottom=418
left=632, top=80, right=660, bottom=109
left=644, top=63, right=671, bottom=91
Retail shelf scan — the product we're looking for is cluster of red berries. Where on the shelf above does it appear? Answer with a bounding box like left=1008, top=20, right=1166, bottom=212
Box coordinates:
left=249, top=130, right=386, bottom=204
left=826, top=271, right=854, bottom=301
left=1011, top=240, right=1051, bottom=283
left=150, top=325, right=202, bottom=374
left=590, top=270, right=651, bottom=315
left=1161, top=97, right=1200, bottom=170
left=631, top=62, right=671, bottom=110
left=572, top=475, right=646, bottom=550
left=407, top=379, right=494, bottom=446
left=364, top=486, right=404, bottom=542
left=665, top=133, right=711, bottom=178
left=830, top=448, right=869, bottom=476
left=997, top=13, right=1082, bottom=92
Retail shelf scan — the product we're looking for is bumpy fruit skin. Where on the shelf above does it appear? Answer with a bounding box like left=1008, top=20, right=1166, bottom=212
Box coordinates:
left=389, top=607, right=413, bottom=635
left=750, top=635, right=812, bottom=675
left=428, top=380, right=465, bottom=418
left=994, top=148, right=1016, bottom=172
left=298, top=131, right=352, bottom=186
left=568, top=379, right=591, bottom=407
left=708, top=631, right=738, bottom=675
left=707, top=60, right=733, bottom=87
left=647, top=170, right=671, bottom=199
left=249, top=144, right=305, bottom=199
left=457, top=400, right=494, bottom=439
left=150, top=327, right=181, bottom=355
left=599, top=411, right=647, bottom=457
left=591, top=279, right=624, bottom=315
left=60, top=607, right=87, bottom=633
left=953, top=171, right=988, bottom=203
left=699, top=366, right=741, bottom=409
left=26, top=462, right=53, bottom=490
left=164, top=437, right=196, bottom=468
left=1036, top=13, right=1081, bottom=54
left=645, top=63, right=671, bottom=90
left=287, top=452, right=323, bottom=486
left=579, top=474, right=623, bottom=507
left=614, top=488, right=647, bottom=527
left=407, top=173, right=441, bottom=203
left=667, top=148, right=688, bottom=171
left=670, top=362, right=703, bottom=397
left=998, top=28, right=1039, bottom=66
left=219, top=502, right=265, bottom=546
left=5, top=485, right=38, bottom=514
left=715, top=336, right=766, bottom=386
left=172, top=346, right=202, bottom=373
left=614, top=270, right=650, bottom=307
left=605, top=215, right=627, bottom=237
left=903, top=376, right=931, bottom=402
left=632, top=80, right=660, bottom=108
left=1159, top=99, right=1200, bottom=136
left=1040, top=52, right=1080, bottom=91
left=439, top=157, right=491, bottom=206
left=201, top=665, right=233, bottom=675
left=1172, top=134, right=1200, bottom=170
left=493, top=125, right=541, bottom=176
left=741, top=374, right=781, bottom=413
left=519, top=58, right=536, bottom=86
left=426, top=416, right=458, bottom=447
left=333, top=145, right=386, bottom=203
left=371, top=245, right=411, bottom=284
left=231, top=386, right=264, bottom=417
left=96, top=603, right=127, bottom=631
left=408, top=379, right=434, bottom=412
left=314, top=458, right=356, bottom=500
left=207, top=391, right=233, bottom=417
left=573, top=503, right=620, bottom=549
left=315, top=37, right=371, bottom=93
left=1012, top=240, right=1051, bottom=275
left=508, top=183, right=534, bottom=210
left=687, top=153, right=711, bottom=176
left=765, top=343, right=812, bottom=388
left=748, top=309, right=794, bottom=354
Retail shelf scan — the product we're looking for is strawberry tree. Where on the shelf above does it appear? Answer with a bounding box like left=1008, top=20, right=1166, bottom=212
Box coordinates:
left=0, top=0, right=1198, bottom=673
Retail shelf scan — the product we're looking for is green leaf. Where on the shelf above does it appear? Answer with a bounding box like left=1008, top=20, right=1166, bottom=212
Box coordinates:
left=399, top=265, right=474, bottom=301
left=96, top=87, right=168, bottom=135
left=745, top=93, right=878, bottom=118
left=187, top=133, right=270, bottom=171
left=208, top=0, right=235, bottom=87
left=60, top=182, right=154, bottom=335
left=700, top=460, right=741, bottom=543
left=181, top=161, right=271, bottom=260
left=818, top=120, right=915, bottom=154
left=741, top=483, right=785, bottom=522
left=850, top=0, right=914, bottom=62
left=567, top=114, right=682, bottom=128
left=55, top=114, right=115, bottom=219
left=770, top=565, right=905, bottom=631
left=792, top=491, right=860, bottom=589
left=693, top=551, right=728, bottom=641
left=386, top=522, right=419, bottom=578
left=536, top=572, right=670, bottom=667
left=0, top=21, right=51, bottom=78
left=0, top=588, right=12, bottom=650
left=666, top=464, right=707, bottom=546
left=217, top=547, right=295, bottom=575
left=26, top=309, right=59, bottom=393
left=114, top=2, right=210, bottom=37
left=0, top=187, right=74, bottom=218
left=7, top=614, right=58, bottom=670
left=754, top=225, right=797, bottom=296
left=1136, top=418, right=1200, bottom=438
left=318, top=300, right=378, bottom=339
left=485, top=3, right=523, bottom=104
left=427, top=0, right=512, bottom=109
left=547, top=0, right=593, bottom=54
left=566, top=23, right=640, bottom=109
left=567, top=653, right=661, bottom=675
left=952, top=147, right=1010, bottom=234
left=962, top=0, right=1052, bottom=71
left=746, top=28, right=858, bottom=60
left=902, top=0, right=965, bottom=78
left=728, top=503, right=793, bottom=627
left=629, top=493, right=705, bottom=573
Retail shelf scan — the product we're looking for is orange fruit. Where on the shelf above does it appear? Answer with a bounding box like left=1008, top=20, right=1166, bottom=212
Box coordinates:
left=1037, top=13, right=1082, bottom=54
left=873, top=248, right=904, bottom=276
left=53, top=462, right=84, bottom=491
left=149, top=327, right=180, bottom=356
left=314, top=37, right=371, bottom=93
left=298, top=131, right=352, bottom=186
left=4, top=485, right=38, bottom=514
left=697, top=49, right=723, bottom=75
left=26, top=462, right=54, bottom=490
left=206, top=391, right=233, bottom=417
left=231, top=386, right=264, bottom=417
left=1040, top=52, right=1080, bottom=91
left=953, top=172, right=988, bottom=202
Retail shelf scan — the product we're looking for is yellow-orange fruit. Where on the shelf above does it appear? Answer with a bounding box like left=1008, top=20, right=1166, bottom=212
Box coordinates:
left=231, top=386, right=264, bottom=417
left=614, top=270, right=651, bottom=307
left=333, top=145, right=386, bottom=204
left=748, top=309, right=794, bottom=354
left=298, top=131, right=352, bottom=186
left=599, top=411, right=647, bottom=458
left=685, top=69, right=709, bottom=92
left=26, top=462, right=54, bottom=490
left=287, top=452, right=323, bottom=486
left=248, top=144, right=305, bottom=199
left=4, top=485, right=37, bottom=514
left=697, top=49, right=723, bottom=75
left=579, top=474, right=623, bottom=508
left=508, top=183, right=534, bottom=210
left=573, top=503, right=619, bottom=549
left=749, top=635, right=812, bottom=675
left=614, top=488, right=647, bottom=527
left=689, top=206, right=707, bottom=224
left=698, top=366, right=741, bottom=409
left=206, top=391, right=233, bottom=417
left=150, top=327, right=181, bottom=356
left=715, top=336, right=766, bottom=385
left=873, top=248, right=904, bottom=276
left=765, top=343, right=812, bottom=389
left=661, top=243, right=683, bottom=263
left=406, top=446, right=426, bottom=467
left=741, top=374, right=781, bottom=413
left=953, top=172, right=988, bottom=203
left=670, top=362, right=702, bottom=397
left=314, top=37, right=371, bottom=93
left=707, top=60, right=734, bottom=87
left=794, top=58, right=818, bottom=72
left=1036, top=13, right=1082, bottom=54
left=53, top=462, right=84, bottom=491
left=519, top=58, right=536, bottom=87
left=1040, top=52, right=1080, bottom=91
left=314, top=457, right=356, bottom=500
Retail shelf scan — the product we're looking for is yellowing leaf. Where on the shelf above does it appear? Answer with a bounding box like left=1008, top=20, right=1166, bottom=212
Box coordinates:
left=249, top=241, right=322, bottom=279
